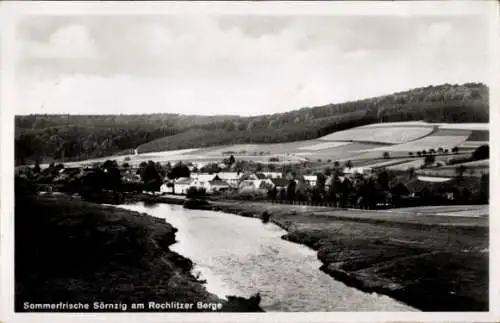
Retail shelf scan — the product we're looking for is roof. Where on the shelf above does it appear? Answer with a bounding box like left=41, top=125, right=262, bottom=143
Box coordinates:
left=261, top=172, right=282, bottom=178
left=209, top=179, right=230, bottom=186
left=194, top=173, right=219, bottom=182
left=175, top=177, right=193, bottom=185
left=343, top=167, right=371, bottom=174
left=217, top=172, right=243, bottom=180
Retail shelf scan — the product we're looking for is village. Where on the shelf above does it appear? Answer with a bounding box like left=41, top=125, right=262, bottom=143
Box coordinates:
left=18, top=144, right=488, bottom=210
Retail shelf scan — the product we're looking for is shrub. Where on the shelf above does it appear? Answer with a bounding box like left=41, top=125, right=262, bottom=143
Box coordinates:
left=186, top=186, right=207, bottom=199
left=472, top=145, right=489, bottom=161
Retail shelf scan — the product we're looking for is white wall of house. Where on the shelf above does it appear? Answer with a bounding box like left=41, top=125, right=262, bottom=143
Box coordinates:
left=303, top=175, right=317, bottom=187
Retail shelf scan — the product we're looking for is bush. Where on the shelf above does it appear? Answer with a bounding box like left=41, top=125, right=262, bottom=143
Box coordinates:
left=472, top=145, right=489, bottom=161
left=186, top=186, right=207, bottom=199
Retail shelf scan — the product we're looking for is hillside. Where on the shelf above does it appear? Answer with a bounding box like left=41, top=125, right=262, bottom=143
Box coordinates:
left=15, top=83, right=488, bottom=165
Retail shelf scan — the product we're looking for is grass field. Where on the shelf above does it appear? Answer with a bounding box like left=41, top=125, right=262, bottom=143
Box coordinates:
left=366, top=133, right=471, bottom=152
left=386, top=158, right=426, bottom=170
left=318, top=126, right=434, bottom=144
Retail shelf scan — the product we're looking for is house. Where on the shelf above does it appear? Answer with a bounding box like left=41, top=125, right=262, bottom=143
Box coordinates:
left=239, top=179, right=274, bottom=192
left=122, top=172, right=142, bottom=184
left=191, top=173, right=220, bottom=182
left=239, top=173, right=260, bottom=181
left=261, top=172, right=282, bottom=179
left=343, top=167, right=372, bottom=175
left=208, top=179, right=231, bottom=193
left=217, top=172, right=244, bottom=187
left=166, top=177, right=193, bottom=195
left=303, top=175, right=318, bottom=187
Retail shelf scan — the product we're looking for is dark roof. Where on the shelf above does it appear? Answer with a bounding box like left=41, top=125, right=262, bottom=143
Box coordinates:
left=209, top=180, right=230, bottom=186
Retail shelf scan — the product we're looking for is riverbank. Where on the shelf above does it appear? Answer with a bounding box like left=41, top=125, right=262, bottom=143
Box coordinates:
left=15, top=193, right=262, bottom=312
left=210, top=200, right=489, bottom=311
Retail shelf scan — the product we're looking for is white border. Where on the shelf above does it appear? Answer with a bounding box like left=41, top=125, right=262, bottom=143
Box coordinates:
left=1, top=1, right=499, bottom=322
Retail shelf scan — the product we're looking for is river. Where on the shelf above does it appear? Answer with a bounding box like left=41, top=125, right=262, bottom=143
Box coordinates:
left=119, top=202, right=416, bottom=312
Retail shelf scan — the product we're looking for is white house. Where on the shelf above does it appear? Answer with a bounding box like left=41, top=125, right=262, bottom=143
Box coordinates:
left=167, top=177, right=193, bottom=195
left=303, top=175, right=318, bottom=187
left=191, top=173, right=219, bottom=182
left=343, top=166, right=372, bottom=175
left=217, top=172, right=244, bottom=187
left=208, top=179, right=231, bottom=193
left=261, top=172, right=283, bottom=179
left=238, top=179, right=274, bottom=192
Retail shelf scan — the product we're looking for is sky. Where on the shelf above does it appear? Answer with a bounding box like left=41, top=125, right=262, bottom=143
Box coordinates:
left=14, top=9, right=493, bottom=116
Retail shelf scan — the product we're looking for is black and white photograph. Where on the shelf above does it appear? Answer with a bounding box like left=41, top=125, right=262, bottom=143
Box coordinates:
left=1, top=1, right=499, bottom=322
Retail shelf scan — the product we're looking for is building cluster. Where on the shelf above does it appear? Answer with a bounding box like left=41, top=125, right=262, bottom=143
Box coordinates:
left=159, top=171, right=291, bottom=195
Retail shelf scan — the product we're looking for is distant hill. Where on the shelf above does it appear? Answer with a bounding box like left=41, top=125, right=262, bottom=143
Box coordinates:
left=137, top=83, right=488, bottom=153
left=15, top=83, right=489, bottom=165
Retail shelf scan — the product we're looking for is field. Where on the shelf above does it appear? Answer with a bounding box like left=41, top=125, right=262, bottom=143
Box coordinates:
left=318, top=126, right=434, bottom=144
left=386, top=158, right=426, bottom=171
left=364, top=131, right=472, bottom=153
left=416, top=175, right=453, bottom=183
left=46, top=122, right=488, bottom=171
left=414, top=159, right=489, bottom=178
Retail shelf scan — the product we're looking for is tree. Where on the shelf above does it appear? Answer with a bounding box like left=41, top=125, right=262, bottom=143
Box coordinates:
left=455, top=165, right=467, bottom=181
left=168, top=161, right=190, bottom=179
left=424, top=154, right=436, bottom=166
left=267, top=186, right=278, bottom=200
left=429, top=148, right=436, bottom=155
left=142, top=161, right=162, bottom=192
left=416, top=151, right=422, bottom=157
left=438, top=147, right=444, bottom=154
left=33, top=161, right=41, bottom=174
left=408, top=152, right=414, bottom=157
left=286, top=180, right=296, bottom=201
left=345, top=160, right=353, bottom=169
left=333, top=161, right=340, bottom=168
left=472, top=145, right=489, bottom=161
left=407, top=167, right=416, bottom=179
left=382, top=152, right=390, bottom=159
left=452, top=147, right=459, bottom=154
left=480, top=173, right=489, bottom=203
left=316, top=173, right=326, bottom=195
left=102, top=160, right=122, bottom=191
left=228, top=154, right=236, bottom=165
left=327, top=174, right=341, bottom=205
left=377, top=170, right=390, bottom=191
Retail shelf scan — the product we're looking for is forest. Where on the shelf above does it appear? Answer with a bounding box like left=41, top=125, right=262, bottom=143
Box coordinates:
left=15, top=83, right=489, bottom=165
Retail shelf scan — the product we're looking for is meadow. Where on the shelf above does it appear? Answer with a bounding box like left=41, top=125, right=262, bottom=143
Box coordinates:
left=47, top=122, right=489, bottom=177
